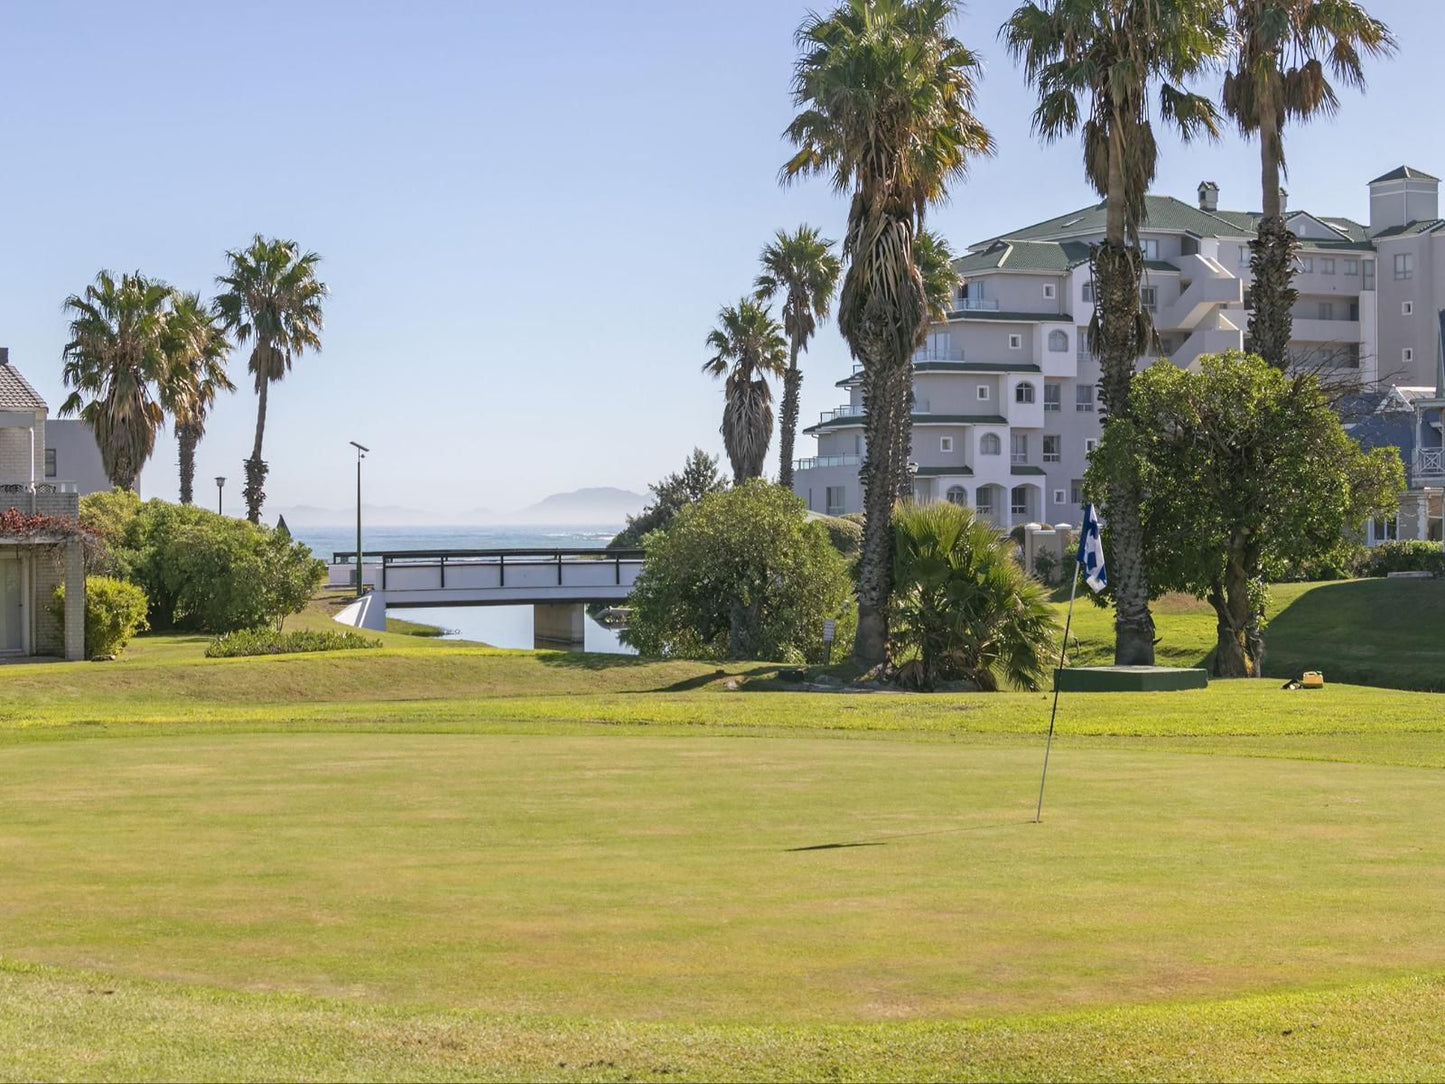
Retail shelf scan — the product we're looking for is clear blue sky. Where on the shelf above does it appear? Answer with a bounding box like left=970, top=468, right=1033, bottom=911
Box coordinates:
left=1, top=0, right=1435, bottom=518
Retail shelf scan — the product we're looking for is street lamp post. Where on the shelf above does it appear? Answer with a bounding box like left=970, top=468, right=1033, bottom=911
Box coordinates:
left=349, top=442, right=369, bottom=597
left=215, top=476, right=226, bottom=515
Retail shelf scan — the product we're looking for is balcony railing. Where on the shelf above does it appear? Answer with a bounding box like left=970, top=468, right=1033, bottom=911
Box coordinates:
left=914, top=345, right=966, bottom=361
left=795, top=454, right=862, bottom=471
left=0, top=480, right=79, bottom=495
left=951, top=296, right=1001, bottom=311
left=1419, top=448, right=1444, bottom=476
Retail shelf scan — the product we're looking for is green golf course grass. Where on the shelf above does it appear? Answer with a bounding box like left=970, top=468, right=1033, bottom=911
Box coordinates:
left=1, top=577, right=1443, bottom=1080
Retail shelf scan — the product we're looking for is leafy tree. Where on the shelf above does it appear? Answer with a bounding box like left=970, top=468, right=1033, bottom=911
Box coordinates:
left=754, top=226, right=842, bottom=492
left=623, top=480, right=852, bottom=662
left=214, top=236, right=328, bottom=523
left=1088, top=351, right=1404, bottom=677
left=783, top=0, right=993, bottom=669
left=890, top=500, right=1058, bottom=690
left=609, top=448, right=728, bottom=550
left=59, top=271, right=177, bottom=491
left=702, top=299, right=788, bottom=483
left=1002, top=0, right=1226, bottom=665
left=1222, top=0, right=1394, bottom=370
left=162, top=292, right=234, bottom=505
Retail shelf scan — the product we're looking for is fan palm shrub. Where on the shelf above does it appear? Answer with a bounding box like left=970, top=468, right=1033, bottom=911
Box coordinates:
left=783, top=0, right=993, bottom=668
left=60, top=271, right=177, bottom=491
left=754, top=226, right=842, bottom=492
left=1002, top=0, right=1226, bottom=665
left=890, top=500, right=1058, bottom=690
left=215, top=236, right=327, bottom=523
left=703, top=299, right=788, bottom=483
left=1221, top=0, right=1393, bottom=371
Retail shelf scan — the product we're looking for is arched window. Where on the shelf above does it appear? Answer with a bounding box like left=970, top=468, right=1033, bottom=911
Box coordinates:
left=980, top=433, right=1001, bottom=455
left=946, top=485, right=968, bottom=507
left=1048, top=329, right=1069, bottom=352
left=1015, top=382, right=1036, bottom=404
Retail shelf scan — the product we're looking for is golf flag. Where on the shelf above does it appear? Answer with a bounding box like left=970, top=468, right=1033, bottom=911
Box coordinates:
left=1077, top=503, right=1108, bottom=594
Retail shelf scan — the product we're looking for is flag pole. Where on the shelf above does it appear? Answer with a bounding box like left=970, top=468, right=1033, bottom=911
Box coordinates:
left=1035, top=560, right=1080, bottom=824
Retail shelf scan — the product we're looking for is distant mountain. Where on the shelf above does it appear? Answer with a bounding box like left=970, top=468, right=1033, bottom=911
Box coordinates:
left=509, top=486, right=646, bottom=525
left=273, top=503, right=437, bottom=527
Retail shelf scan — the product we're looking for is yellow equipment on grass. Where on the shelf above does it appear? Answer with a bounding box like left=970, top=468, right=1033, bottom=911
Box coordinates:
left=1301, top=671, right=1325, bottom=689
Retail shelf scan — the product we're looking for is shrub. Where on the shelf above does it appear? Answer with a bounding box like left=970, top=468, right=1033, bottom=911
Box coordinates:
left=890, top=501, right=1058, bottom=691
left=1269, top=541, right=1367, bottom=583
left=108, top=500, right=325, bottom=632
left=205, top=628, right=381, bottom=658
left=622, top=480, right=853, bottom=662
left=53, top=576, right=149, bottom=657
left=817, top=513, right=864, bottom=558
left=1359, top=540, right=1445, bottom=578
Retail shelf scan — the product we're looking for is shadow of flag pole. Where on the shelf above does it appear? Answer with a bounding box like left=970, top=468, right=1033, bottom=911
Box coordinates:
left=1036, top=502, right=1106, bottom=824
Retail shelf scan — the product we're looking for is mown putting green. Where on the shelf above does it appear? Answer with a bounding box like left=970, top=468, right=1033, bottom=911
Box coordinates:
left=4, top=730, right=1444, bottom=1027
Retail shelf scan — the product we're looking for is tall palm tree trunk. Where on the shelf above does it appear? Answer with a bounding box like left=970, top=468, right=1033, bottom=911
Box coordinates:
left=1093, top=133, right=1156, bottom=665
left=1249, top=101, right=1297, bottom=372
left=855, top=363, right=897, bottom=667
left=888, top=362, right=916, bottom=499
left=177, top=422, right=199, bottom=505
left=777, top=339, right=803, bottom=492
left=244, top=379, right=270, bottom=524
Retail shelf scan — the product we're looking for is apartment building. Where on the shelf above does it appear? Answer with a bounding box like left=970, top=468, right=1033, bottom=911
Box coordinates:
left=795, top=165, right=1442, bottom=533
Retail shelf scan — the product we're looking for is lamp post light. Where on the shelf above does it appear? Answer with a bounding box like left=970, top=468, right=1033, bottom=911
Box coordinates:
left=349, top=442, right=369, bottom=597
left=215, top=476, right=226, bottom=515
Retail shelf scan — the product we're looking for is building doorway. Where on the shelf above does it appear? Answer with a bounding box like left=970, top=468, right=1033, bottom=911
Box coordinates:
left=0, top=554, right=25, bottom=654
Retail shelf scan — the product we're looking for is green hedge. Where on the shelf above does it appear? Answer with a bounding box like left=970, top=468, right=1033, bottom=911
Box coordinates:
left=205, top=628, right=382, bottom=658
left=53, top=576, right=149, bottom=658
left=1359, top=541, right=1445, bottom=577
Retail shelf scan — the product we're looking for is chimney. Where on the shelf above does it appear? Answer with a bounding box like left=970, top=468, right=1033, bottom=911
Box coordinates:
left=1197, top=181, right=1219, bottom=212
left=1279, top=186, right=1288, bottom=212
left=0, top=347, right=9, bottom=366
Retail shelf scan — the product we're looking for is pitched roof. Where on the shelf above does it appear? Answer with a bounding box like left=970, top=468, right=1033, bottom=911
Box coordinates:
left=1371, top=219, right=1445, bottom=240
left=1369, top=166, right=1440, bottom=184
left=974, top=195, right=1256, bottom=248
left=0, top=362, right=47, bottom=412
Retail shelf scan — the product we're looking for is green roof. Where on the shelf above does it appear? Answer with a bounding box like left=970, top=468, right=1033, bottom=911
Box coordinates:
left=946, top=310, right=1073, bottom=323
left=1372, top=219, right=1445, bottom=239
left=1370, top=165, right=1440, bottom=184
left=1010, top=465, right=1048, bottom=477
left=836, top=360, right=1042, bottom=386
left=804, top=412, right=1008, bottom=434
left=975, top=195, right=1255, bottom=247
left=914, top=465, right=974, bottom=477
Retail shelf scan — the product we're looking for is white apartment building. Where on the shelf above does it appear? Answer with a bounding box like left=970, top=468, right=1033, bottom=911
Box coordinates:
left=795, top=165, right=1443, bottom=532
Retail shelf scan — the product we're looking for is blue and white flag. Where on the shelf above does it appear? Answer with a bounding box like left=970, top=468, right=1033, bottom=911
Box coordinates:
left=1077, top=503, right=1108, bottom=593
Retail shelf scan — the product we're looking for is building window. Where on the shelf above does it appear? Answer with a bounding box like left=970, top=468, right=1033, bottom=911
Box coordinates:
left=1318, top=301, right=1333, bottom=320
left=1043, top=383, right=1062, bottom=412
left=1076, top=384, right=1095, bottom=412
left=1322, top=258, right=1335, bottom=274
left=1403, top=301, right=1414, bottom=316
left=1297, top=256, right=1314, bottom=273
left=1011, top=434, right=1028, bottom=464
left=1370, top=515, right=1399, bottom=544
left=1043, top=283, right=1056, bottom=299
left=940, top=436, right=953, bottom=453
left=1085, top=437, right=1099, bottom=455
left=1070, top=479, right=1084, bottom=505
left=1344, top=259, right=1358, bottom=275
left=1238, top=245, right=1251, bottom=267
left=977, top=385, right=990, bottom=401
left=946, top=485, right=968, bottom=507
left=1043, top=435, right=1061, bottom=462
left=977, top=489, right=995, bottom=517
left=1011, top=485, right=1030, bottom=517
left=44, top=448, right=57, bottom=478
left=981, top=433, right=1002, bottom=456
left=1015, top=381, right=1036, bottom=404
left=1364, top=259, right=1375, bottom=289
left=1141, top=239, right=1159, bottom=260
left=1053, top=488, right=1065, bottom=505
left=825, top=486, right=846, bottom=516
left=1404, top=348, right=1414, bottom=363
left=1139, top=286, right=1157, bottom=311
left=1395, top=253, right=1414, bottom=280
left=1082, top=282, right=1094, bottom=303
left=1008, top=333, right=1023, bottom=350
left=1047, top=329, right=1068, bottom=352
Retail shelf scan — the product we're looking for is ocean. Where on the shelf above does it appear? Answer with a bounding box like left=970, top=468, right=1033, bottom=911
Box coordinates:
left=289, top=523, right=633, bottom=653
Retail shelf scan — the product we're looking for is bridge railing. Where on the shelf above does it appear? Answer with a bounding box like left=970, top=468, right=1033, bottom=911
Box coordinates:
left=330, top=547, right=645, bottom=593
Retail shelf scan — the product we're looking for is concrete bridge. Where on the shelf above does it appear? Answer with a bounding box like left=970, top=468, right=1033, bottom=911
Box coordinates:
left=328, top=547, right=643, bottom=648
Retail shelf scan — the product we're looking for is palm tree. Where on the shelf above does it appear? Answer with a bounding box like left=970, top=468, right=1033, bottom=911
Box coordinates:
left=783, top=0, right=993, bottom=669
left=891, top=499, right=1058, bottom=690
left=703, top=299, right=788, bottom=484
left=163, top=293, right=235, bottom=505
left=893, top=229, right=962, bottom=496
left=1002, top=0, right=1226, bottom=666
left=1221, top=0, right=1394, bottom=370
left=214, top=236, right=327, bottom=523
left=59, top=271, right=176, bottom=491
left=754, top=226, right=842, bottom=493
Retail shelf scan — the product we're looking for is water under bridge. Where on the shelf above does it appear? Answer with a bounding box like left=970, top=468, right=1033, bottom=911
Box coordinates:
left=328, top=547, right=643, bottom=648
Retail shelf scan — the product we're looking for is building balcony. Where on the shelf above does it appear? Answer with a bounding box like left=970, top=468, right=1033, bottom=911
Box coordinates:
left=1290, top=317, right=1361, bottom=343
left=794, top=454, right=861, bottom=472
left=1154, top=254, right=1242, bottom=330
left=1418, top=448, right=1444, bottom=479
left=0, top=480, right=81, bottom=518
left=950, top=296, right=1001, bottom=312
